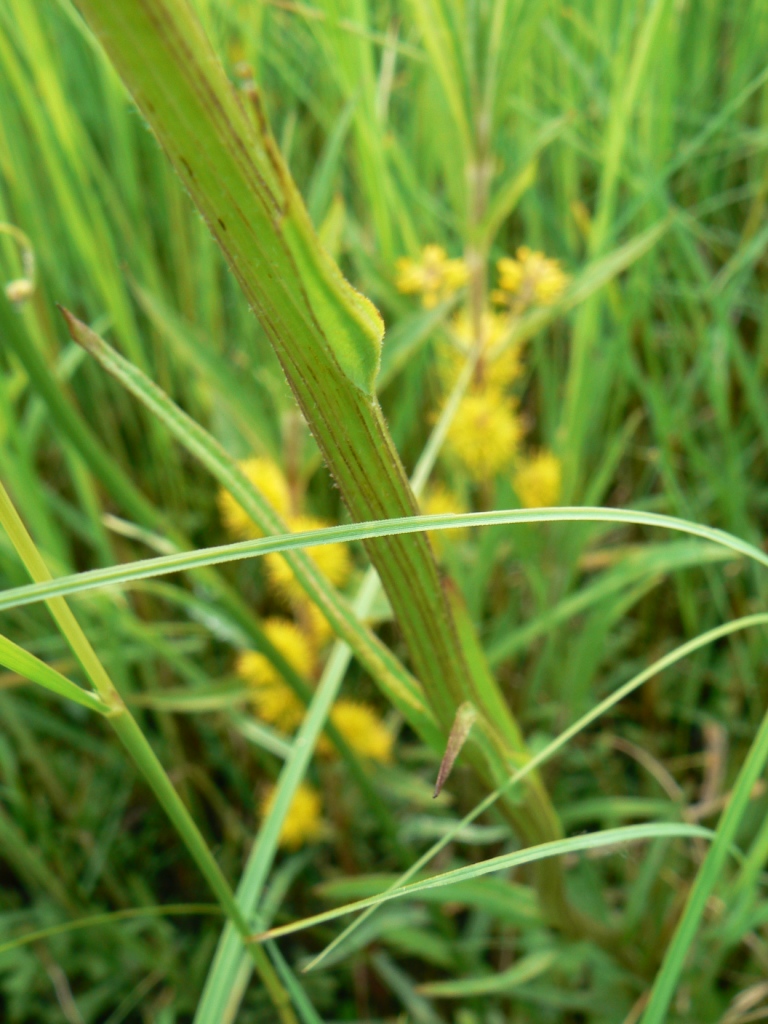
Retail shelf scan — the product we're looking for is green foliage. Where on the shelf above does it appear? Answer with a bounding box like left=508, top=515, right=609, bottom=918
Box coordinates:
left=2, top=0, right=768, bottom=1021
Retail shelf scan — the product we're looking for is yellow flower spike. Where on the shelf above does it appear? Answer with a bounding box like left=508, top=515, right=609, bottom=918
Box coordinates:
left=395, top=244, right=468, bottom=308
left=262, top=782, right=324, bottom=850
left=496, top=256, right=524, bottom=295
left=533, top=265, right=569, bottom=305
left=448, top=309, right=523, bottom=391
left=513, top=450, right=563, bottom=509
left=303, top=601, right=334, bottom=649
left=249, top=680, right=305, bottom=733
left=265, top=513, right=352, bottom=605
left=446, top=390, right=524, bottom=482
left=328, top=700, right=394, bottom=763
left=236, top=617, right=314, bottom=730
left=217, top=456, right=291, bottom=539
left=496, top=248, right=569, bottom=309
left=421, top=483, right=468, bottom=553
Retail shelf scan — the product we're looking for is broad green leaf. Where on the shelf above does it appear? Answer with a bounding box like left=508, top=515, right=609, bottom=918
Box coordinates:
left=75, top=0, right=382, bottom=393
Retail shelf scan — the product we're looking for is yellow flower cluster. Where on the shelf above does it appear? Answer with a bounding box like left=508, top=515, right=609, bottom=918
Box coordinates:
left=237, top=618, right=312, bottom=731
left=217, top=456, right=351, bottom=621
left=446, top=393, right=524, bottom=482
left=264, top=513, right=352, bottom=605
left=217, top=457, right=291, bottom=539
left=513, top=450, right=562, bottom=508
left=327, top=701, right=393, bottom=762
left=395, top=244, right=468, bottom=308
left=262, top=782, right=324, bottom=850
left=441, top=310, right=526, bottom=484
left=495, top=246, right=569, bottom=310
left=219, top=455, right=395, bottom=848
left=420, top=484, right=468, bottom=553
left=403, top=242, right=567, bottom=498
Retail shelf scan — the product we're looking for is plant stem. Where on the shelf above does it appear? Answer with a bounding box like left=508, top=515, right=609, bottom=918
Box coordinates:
left=72, top=0, right=579, bottom=935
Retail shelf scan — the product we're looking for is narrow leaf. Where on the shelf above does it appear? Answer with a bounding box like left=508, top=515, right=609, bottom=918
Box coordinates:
left=0, top=632, right=108, bottom=714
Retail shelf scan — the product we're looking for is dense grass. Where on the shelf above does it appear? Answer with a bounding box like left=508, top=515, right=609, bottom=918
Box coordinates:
left=2, top=0, right=768, bottom=1021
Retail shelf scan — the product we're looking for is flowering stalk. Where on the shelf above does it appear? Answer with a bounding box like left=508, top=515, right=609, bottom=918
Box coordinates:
left=75, top=0, right=581, bottom=933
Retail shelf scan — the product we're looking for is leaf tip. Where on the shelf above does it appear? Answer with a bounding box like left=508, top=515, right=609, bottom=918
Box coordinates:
left=434, top=701, right=478, bottom=797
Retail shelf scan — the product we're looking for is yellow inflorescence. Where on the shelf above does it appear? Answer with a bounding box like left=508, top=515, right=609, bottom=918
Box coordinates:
left=262, top=782, right=324, bottom=850
left=513, top=450, right=563, bottom=508
left=236, top=617, right=314, bottom=731
left=217, top=456, right=292, bottom=540
left=264, top=514, right=352, bottom=605
left=396, top=244, right=469, bottom=309
left=447, top=309, right=524, bottom=392
left=496, top=246, right=569, bottom=309
left=328, top=700, right=394, bottom=763
left=421, top=483, right=468, bottom=552
left=446, top=392, right=524, bottom=482
left=302, top=601, right=334, bottom=648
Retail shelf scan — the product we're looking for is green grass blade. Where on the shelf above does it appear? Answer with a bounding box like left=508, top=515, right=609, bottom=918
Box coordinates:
left=255, top=823, right=714, bottom=942
left=640, top=705, right=768, bottom=1024
left=2, top=505, right=764, bottom=612
left=60, top=308, right=439, bottom=743
left=304, top=612, right=768, bottom=970
left=0, top=633, right=109, bottom=714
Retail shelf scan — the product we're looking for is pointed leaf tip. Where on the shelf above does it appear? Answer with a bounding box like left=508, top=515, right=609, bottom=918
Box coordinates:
left=434, top=702, right=478, bottom=797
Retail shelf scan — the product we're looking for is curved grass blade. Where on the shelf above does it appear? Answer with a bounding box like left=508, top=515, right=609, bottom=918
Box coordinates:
left=1, top=505, right=765, bottom=613
left=60, top=308, right=438, bottom=743
left=253, top=823, right=715, bottom=943
left=303, top=612, right=768, bottom=971
left=0, top=482, right=299, bottom=1024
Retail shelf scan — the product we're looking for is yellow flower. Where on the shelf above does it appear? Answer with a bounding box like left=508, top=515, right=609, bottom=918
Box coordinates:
left=445, top=309, right=523, bottom=391
left=446, top=391, right=524, bottom=482
left=395, top=244, right=468, bottom=308
left=328, top=700, right=394, bottom=763
left=265, top=514, right=352, bottom=604
left=496, top=247, right=569, bottom=309
left=236, top=618, right=314, bottom=730
left=421, top=484, right=468, bottom=553
left=496, top=257, right=524, bottom=295
left=262, top=782, right=324, bottom=850
left=218, top=457, right=291, bottom=539
left=513, top=450, right=562, bottom=508
left=303, top=601, right=334, bottom=648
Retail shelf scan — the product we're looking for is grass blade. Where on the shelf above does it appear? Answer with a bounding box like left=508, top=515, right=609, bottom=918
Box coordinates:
left=254, top=823, right=715, bottom=942
left=2, top=505, right=765, bottom=612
